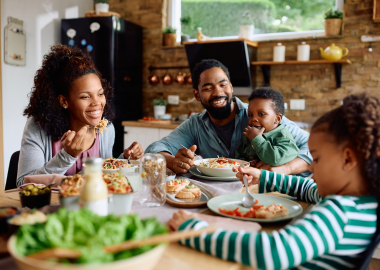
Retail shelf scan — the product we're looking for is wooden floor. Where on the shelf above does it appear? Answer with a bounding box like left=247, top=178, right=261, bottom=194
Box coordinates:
left=369, top=259, right=380, bottom=270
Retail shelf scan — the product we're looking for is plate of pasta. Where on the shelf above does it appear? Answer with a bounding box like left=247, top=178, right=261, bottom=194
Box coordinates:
left=194, top=157, right=249, bottom=177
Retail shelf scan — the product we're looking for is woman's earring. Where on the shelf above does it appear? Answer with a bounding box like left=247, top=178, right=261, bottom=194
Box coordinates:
left=63, top=105, right=68, bottom=109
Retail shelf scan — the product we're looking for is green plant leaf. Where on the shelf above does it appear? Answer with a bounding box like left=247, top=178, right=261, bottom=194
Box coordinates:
left=153, top=98, right=167, bottom=106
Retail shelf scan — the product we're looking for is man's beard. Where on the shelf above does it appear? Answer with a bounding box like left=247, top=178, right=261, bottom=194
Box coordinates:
left=201, top=96, right=232, bottom=120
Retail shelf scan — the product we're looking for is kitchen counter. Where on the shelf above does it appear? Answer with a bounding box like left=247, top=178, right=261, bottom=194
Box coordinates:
left=122, top=120, right=181, bottom=130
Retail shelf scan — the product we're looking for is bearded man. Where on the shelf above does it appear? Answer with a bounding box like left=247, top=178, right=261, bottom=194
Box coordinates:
left=145, top=59, right=311, bottom=176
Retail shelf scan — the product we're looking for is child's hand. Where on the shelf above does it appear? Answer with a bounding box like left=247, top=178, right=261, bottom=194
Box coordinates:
left=250, top=160, right=259, bottom=167
left=167, top=209, right=196, bottom=231
left=243, top=126, right=265, bottom=141
left=232, top=166, right=262, bottom=185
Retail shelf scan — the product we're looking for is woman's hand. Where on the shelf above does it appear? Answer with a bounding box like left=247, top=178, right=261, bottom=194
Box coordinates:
left=167, top=209, right=196, bottom=231
left=232, top=166, right=262, bottom=185
left=61, top=127, right=88, bottom=158
left=124, top=142, right=144, bottom=160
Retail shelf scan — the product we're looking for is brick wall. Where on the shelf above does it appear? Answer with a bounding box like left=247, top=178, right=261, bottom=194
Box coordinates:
left=110, top=0, right=380, bottom=124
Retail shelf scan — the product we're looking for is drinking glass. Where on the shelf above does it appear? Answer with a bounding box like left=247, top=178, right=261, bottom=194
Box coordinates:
left=119, top=163, right=141, bottom=192
left=139, top=153, right=166, bottom=207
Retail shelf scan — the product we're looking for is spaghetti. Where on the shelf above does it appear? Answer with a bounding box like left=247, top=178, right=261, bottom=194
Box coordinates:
left=95, top=118, right=109, bottom=136
left=199, top=157, right=238, bottom=168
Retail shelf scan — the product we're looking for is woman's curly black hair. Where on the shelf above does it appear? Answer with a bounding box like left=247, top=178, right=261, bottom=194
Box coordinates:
left=312, top=94, right=380, bottom=199
left=24, top=44, right=114, bottom=141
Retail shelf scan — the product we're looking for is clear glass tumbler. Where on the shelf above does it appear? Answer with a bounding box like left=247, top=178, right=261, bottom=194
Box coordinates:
left=139, top=153, right=166, bottom=207
left=119, top=163, right=141, bottom=192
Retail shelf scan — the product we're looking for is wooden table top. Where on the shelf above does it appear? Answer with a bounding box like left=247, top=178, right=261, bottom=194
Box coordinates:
left=0, top=187, right=312, bottom=270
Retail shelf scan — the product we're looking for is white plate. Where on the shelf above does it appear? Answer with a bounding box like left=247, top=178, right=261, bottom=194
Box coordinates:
left=189, top=167, right=240, bottom=181
left=193, top=158, right=249, bottom=177
left=207, top=193, right=303, bottom=223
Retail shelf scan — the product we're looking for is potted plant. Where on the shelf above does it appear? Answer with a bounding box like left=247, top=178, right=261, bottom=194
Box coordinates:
left=153, top=98, right=167, bottom=119
left=324, top=9, right=343, bottom=36
left=94, top=0, right=109, bottom=15
left=163, top=26, right=177, bottom=47
left=180, top=16, right=191, bottom=44
left=238, top=10, right=254, bottom=40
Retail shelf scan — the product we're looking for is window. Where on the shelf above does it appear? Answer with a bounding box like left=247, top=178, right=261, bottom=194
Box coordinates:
left=168, top=0, right=344, bottom=42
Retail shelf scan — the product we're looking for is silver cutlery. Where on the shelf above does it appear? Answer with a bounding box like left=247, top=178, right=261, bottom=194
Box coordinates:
left=178, top=143, right=203, bottom=160
left=240, top=163, right=256, bottom=207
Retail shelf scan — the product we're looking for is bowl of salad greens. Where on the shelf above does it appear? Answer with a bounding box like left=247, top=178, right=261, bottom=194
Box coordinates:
left=8, top=207, right=167, bottom=270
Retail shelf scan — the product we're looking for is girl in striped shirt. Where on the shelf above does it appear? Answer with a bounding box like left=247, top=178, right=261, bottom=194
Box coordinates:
left=168, top=93, right=380, bottom=269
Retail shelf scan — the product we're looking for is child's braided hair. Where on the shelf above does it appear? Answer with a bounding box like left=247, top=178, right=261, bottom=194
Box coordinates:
left=312, top=94, right=380, bottom=198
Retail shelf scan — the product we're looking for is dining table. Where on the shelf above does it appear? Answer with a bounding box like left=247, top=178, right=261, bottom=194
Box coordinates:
left=0, top=177, right=313, bottom=270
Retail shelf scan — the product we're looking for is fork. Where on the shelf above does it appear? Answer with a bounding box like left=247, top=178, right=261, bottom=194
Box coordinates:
left=178, top=143, right=203, bottom=160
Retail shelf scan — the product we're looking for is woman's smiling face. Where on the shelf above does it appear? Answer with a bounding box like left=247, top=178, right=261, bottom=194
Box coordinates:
left=61, top=73, right=106, bottom=128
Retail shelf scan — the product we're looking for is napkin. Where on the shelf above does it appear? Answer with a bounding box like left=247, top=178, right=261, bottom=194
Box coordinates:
left=179, top=173, right=243, bottom=196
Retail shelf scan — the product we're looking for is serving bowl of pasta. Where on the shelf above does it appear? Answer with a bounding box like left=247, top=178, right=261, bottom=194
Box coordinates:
left=194, top=157, right=249, bottom=177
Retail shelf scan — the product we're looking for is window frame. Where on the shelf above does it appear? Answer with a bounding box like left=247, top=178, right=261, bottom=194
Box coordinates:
left=168, top=0, right=344, bottom=42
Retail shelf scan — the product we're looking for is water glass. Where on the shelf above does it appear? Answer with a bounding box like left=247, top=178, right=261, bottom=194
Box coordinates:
left=139, top=153, right=166, bottom=207
left=120, top=164, right=141, bottom=192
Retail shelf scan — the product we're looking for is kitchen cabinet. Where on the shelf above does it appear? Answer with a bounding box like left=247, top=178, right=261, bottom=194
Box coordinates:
left=374, top=0, right=380, bottom=22
left=124, top=126, right=175, bottom=152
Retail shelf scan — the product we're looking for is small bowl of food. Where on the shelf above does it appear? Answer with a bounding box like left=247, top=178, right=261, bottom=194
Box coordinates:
left=194, top=157, right=249, bottom=177
left=60, top=172, right=134, bottom=215
left=0, top=207, right=20, bottom=234
left=19, top=184, right=51, bottom=209
left=7, top=210, right=47, bottom=234
left=102, top=158, right=137, bottom=174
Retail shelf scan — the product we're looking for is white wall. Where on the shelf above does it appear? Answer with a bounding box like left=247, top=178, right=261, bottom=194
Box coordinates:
left=1, top=0, right=93, bottom=186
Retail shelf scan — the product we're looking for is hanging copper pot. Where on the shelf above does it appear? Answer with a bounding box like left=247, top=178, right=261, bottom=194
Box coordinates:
left=162, top=73, right=173, bottom=85
left=148, top=74, right=160, bottom=86
left=174, top=71, right=185, bottom=84
left=185, top=74, right=193, bottom=85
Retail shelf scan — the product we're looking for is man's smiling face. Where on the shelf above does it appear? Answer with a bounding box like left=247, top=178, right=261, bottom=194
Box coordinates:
left=193, top=67, right=234, bottom=120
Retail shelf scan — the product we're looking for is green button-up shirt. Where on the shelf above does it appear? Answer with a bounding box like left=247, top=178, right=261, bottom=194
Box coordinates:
left=235, top=124, right=299, bottom=167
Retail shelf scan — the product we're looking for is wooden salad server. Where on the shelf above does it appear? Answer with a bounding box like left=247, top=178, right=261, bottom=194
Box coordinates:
left=27, top=226, right=218, bottom=261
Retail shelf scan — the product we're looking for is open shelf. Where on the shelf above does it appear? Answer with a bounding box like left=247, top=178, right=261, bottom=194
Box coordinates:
left=183, top=38, right=258, bottom=47
left=251, top=59, right=351, bottom=88
left=251, top=59, right=351, bottom=65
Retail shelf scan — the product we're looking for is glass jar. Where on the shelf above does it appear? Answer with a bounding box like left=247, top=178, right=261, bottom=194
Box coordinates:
left=79, top=157, right=108, bottom=216
left=139, top=153, right=166, bottom=207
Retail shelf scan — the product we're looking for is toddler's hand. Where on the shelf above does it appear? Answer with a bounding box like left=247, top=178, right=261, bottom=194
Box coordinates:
left=243, top=126, right=265, bottom=141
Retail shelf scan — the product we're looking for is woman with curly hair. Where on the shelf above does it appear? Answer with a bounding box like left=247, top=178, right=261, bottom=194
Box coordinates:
left=17, top=45, right=143, bottom=186
left=169, top=93, right=380, bottom=269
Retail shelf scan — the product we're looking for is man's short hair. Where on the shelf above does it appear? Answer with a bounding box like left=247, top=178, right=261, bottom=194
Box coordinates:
left=248, top=87, right=285, bottom=115
left=191, top=59, right=230, bottom=90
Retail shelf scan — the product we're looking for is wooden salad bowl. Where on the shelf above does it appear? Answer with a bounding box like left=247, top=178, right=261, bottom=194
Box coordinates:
left=7, top=236, right=166, bottom=270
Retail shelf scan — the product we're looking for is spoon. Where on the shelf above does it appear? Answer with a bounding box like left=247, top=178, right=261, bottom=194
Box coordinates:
left=240, top=164, right=256, bottom=207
